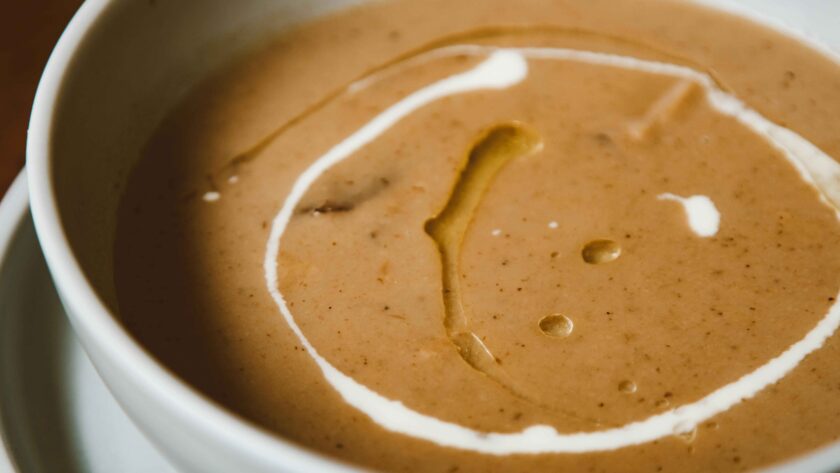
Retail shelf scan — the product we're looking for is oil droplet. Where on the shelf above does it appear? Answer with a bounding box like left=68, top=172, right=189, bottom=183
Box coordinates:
left=452, top=332, right=498, bottom=372
left=203, top=191, right=221, bottom=202
left=581, top=239, right=621, bottom=264
left=618, top=380, right=637, bottom=394
left=425, top=123, right=543, bottom=394
left=538, top=314, right=573, bottom=337
left=548, top=221, right=558, bottom=229
left=227, top=175, right=240, bottom=184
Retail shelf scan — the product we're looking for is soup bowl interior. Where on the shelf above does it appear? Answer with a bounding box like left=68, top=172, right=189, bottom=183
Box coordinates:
left=25, top=0, right=840, bottom=472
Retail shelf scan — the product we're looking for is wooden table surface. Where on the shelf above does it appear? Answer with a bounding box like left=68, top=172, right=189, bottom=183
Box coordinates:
left=0, top=1, right=83, bottom=196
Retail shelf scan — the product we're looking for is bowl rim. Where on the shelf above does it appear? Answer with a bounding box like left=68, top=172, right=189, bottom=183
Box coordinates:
left=24, top=0, right=840, bottom=472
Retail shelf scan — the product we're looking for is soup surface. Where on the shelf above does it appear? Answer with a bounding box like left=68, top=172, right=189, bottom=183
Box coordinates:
left=115, top=0, right=840, bottom=471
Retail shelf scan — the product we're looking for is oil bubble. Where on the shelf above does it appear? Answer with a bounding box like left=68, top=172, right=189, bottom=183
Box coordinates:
left=539, top=314, right=574, bottom=337
left=582, top=239, right=621, bottom=264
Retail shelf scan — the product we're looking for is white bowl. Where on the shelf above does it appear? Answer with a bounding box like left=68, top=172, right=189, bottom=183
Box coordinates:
left=24, top=0, right=840, bottom=471
left=27, top=1, right=366, bottom=471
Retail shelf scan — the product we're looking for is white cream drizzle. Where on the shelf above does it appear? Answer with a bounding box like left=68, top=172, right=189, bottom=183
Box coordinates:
left=264, top=46, right=840, bottom=454
left=202, top=191, right=220, bottom=202
left=658, top=193, right=720, bottom=237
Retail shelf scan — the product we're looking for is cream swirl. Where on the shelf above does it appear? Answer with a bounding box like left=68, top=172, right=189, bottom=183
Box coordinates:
left=264, top=46, right=840, bottom=454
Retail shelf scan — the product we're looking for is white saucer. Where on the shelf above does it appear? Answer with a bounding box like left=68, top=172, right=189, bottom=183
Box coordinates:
left=0, top=172, right=178, bottom=473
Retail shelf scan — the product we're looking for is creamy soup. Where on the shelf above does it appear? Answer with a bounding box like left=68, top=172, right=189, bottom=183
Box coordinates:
left=115, top=0, right=840, bottom=471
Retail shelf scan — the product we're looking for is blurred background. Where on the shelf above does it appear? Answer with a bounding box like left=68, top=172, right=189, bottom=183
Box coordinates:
left=0, top=1, right=81, bottom=195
